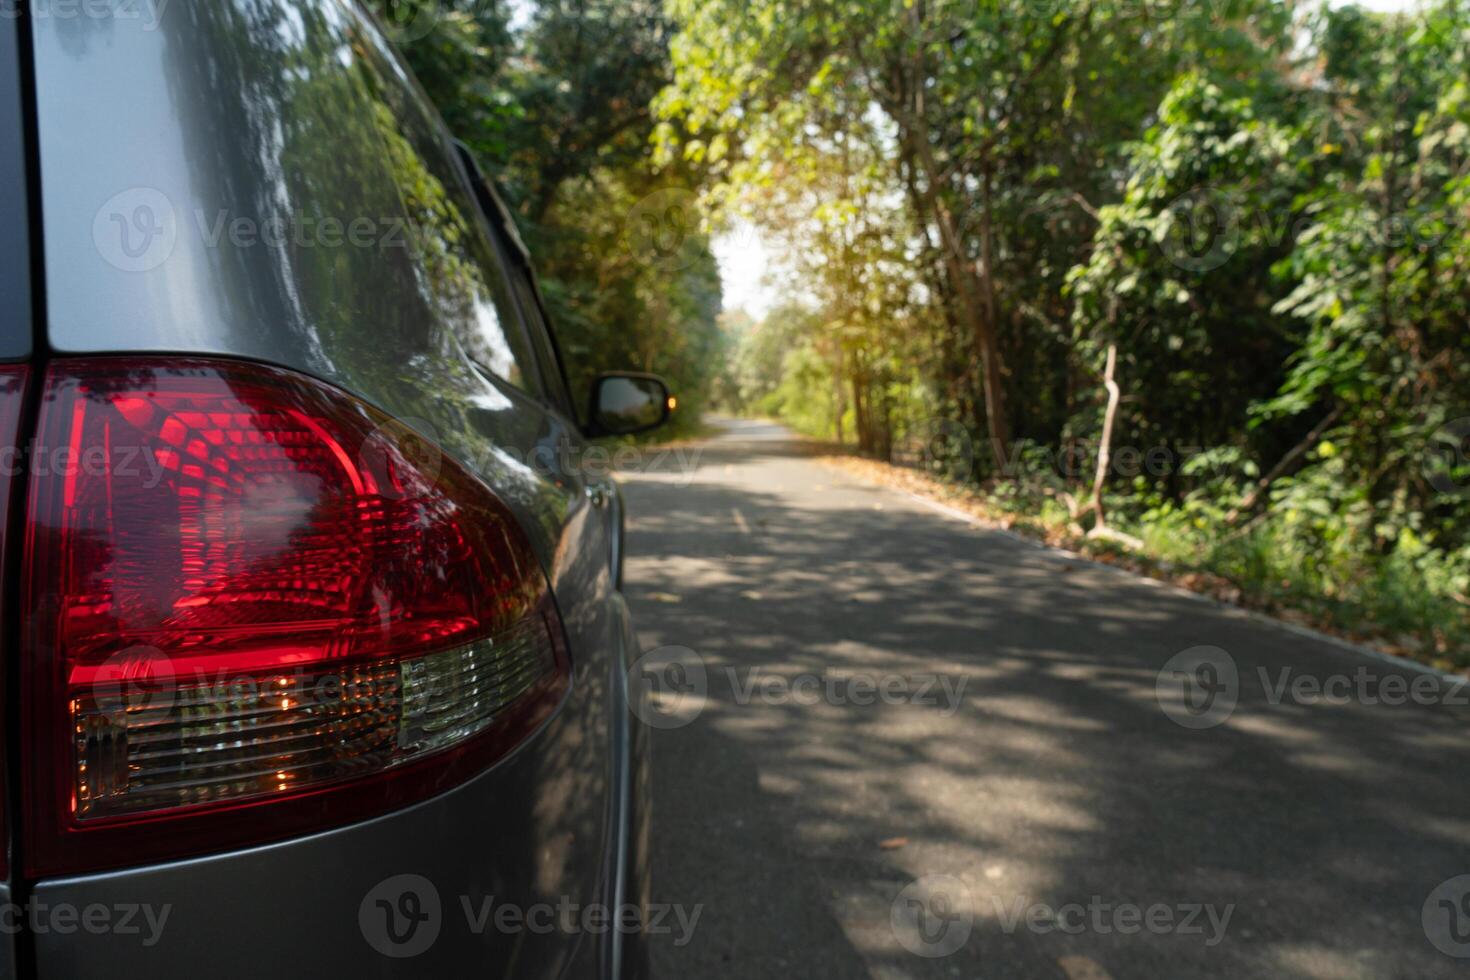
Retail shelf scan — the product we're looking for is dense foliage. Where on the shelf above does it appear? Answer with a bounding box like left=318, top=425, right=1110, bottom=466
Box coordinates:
left=658, top=0, right=1470, bottom=663
left=365, top=0, right=1469, bottom=661
left=369, top=0, right=724, bottom=429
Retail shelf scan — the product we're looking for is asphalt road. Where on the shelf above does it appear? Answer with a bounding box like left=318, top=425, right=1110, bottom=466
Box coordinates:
left=619, top=418, right=1470, bottom=980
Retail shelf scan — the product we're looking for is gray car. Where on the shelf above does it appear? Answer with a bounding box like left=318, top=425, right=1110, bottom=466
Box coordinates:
left=0, top=2, right=661, bottom=976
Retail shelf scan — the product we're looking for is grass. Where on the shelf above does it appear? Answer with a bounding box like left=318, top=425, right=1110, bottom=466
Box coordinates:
left=817, top=452, right=1470, bottom=674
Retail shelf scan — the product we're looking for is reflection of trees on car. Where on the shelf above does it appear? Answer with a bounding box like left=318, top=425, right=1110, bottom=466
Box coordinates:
left=368, top=0, right=724, bottom=436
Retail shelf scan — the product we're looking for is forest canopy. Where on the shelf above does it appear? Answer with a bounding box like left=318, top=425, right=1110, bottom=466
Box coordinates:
left=659, top=0, right=1470, bottom=664
left=375, top=0, right=1470, bottom=665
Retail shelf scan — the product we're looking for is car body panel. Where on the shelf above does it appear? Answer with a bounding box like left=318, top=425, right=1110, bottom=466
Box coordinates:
left=0, top=884, right=12, bottom=980
left=2, top=12, right=29, bottom=980
left=0, top=10, right=30, bottom=362
left=19, top=1, right=644, bottom=975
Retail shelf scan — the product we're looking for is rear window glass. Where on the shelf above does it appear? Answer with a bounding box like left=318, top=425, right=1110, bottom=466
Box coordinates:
left=354, top=33, right=540, bottom=394
left=508, top=268, right=575, bottom=418
left=28, top=0, right=535, bottom=394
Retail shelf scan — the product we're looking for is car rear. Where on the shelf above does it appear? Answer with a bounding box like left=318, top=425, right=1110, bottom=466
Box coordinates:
left=1, top=3, right=646, bottom=978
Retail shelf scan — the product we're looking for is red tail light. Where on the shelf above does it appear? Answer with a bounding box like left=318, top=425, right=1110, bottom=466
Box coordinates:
left=20, top=358, right=569, bottom=876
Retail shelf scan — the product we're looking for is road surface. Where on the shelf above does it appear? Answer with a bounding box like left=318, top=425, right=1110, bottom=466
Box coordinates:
left=619, top=419, right=1470, bottom=979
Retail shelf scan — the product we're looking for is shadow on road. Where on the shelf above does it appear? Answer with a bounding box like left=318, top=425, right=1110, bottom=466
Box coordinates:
left=620, top=421, right=1470, bottom=980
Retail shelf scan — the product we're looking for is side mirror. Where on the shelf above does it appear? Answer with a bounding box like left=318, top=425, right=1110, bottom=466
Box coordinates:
left=589, top=373, right=673, bottom=436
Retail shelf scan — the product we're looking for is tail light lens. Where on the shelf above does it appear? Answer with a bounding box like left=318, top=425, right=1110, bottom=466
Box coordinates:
left=21, top=358, right=569, bottom=876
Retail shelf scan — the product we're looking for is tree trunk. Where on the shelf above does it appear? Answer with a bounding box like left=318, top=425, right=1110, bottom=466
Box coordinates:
left=977, top=165, right=1010, bottom=465
left=905, top=129, right=1012, bottom=471
left=833, top=345, right=846, bottom=443
left=1089, top=344, right=1121, bottom=529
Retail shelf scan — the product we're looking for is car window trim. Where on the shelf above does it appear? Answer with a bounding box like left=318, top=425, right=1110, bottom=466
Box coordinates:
left=507, top=264, right=575, bottom=420
left=452, top=141, right=579, bottom=423
left=420, top=132, right=543, bottom=399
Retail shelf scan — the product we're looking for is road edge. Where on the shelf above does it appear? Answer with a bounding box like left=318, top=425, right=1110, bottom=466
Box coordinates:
left=894, top=487, right=1465, bottom=683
